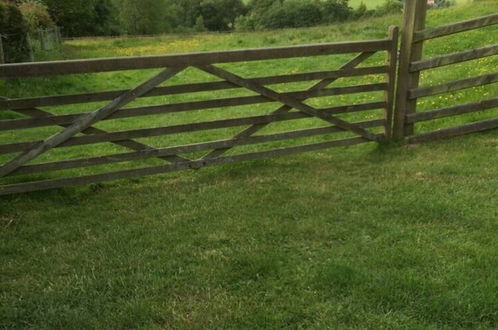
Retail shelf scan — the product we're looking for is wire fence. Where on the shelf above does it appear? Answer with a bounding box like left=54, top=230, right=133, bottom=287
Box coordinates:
left=0, top=26, right=63, bottom=64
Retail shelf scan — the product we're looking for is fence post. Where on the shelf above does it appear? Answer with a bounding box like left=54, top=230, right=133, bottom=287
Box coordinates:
left=26, top=34, right=35, bottom=62
left=393, top=0, right=427, bottom=140
left=55, top=26, right=62, bottom=44
left=385, top=26, right=399, bottom=141
left=38, top=29, right=46, bottom=51
left=0, top=35, right=4, bottom=64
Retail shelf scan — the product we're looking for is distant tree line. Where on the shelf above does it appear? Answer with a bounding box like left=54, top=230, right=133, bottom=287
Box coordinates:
left=0, top=0, right=412, bottom=38
left=0, top=0, right=456, bottom=62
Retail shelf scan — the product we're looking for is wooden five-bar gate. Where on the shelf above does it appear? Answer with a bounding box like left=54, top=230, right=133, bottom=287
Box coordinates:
left=0, top=28, right=398, bottom=194
left=0, top=1, right=497, bottom=195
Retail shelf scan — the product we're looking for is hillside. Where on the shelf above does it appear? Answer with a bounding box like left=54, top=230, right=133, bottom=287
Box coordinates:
left=1, top=1, right=497, bottom=328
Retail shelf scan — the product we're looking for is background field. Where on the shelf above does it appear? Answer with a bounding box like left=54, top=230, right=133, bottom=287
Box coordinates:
left=1, top=1, right=498, bottom=329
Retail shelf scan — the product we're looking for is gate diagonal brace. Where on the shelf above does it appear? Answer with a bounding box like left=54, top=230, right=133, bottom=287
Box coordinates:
left=0, top=66, right=187, bottom=178
left=195, top=63, right=378, bottom=159
left=200, top=52, right=376, bottom=159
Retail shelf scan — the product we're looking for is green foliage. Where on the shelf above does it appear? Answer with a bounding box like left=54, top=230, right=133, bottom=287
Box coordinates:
left=283, top=0, right=323, bottom=28
left=429, top=0, right=456, bottom=9
left=42, top=0, right=116, bottom=36
left=321, top=0, right=352, bottom=23
left=374, top=0, right=404, bottom=16
left=0, top=1, right=30, bottom=63
left=199, top=0, right=246, bottom=31
left=239, top=0, right=352, bottom=30
left=18, top=0, right=54, bottom=34
left=115, top=0, right=167, bottom=35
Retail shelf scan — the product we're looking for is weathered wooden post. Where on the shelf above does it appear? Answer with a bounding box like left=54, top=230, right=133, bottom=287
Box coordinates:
left=38, top=29, right=46, bottom=51
left=385, top=26, right=399, bottom=141
left=55, top=26, right=63, bottom=44
left=0, top=34, right=5, bottom=64
left=393, top=0, right=428, bottom=140
left=25, top=34, right=35, bottom=62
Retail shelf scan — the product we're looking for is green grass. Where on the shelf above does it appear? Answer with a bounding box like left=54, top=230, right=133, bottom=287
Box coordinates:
left=1, top=1, right=498, bottom=328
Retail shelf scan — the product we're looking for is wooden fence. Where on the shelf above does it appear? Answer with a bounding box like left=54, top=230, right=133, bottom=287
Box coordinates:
left=0, top=27, right=398, bottom=194
left=394, top=0, right=498, bottom=142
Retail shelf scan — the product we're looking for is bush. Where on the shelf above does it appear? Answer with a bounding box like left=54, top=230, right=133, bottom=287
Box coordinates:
left=321, top=0, right=352, bottom=23
left=375, top=0, right=403, bottom=16
left=428, top=0, right=455, bottom=9
left=354, top=2, right=375, bottom=19
left=0, top=2, right=30, bottom=63
left=199, top=0, right=246, bottom=31
left=258, top=0, right=323, bottom=29
left=18, top=0, right=55, bottom=34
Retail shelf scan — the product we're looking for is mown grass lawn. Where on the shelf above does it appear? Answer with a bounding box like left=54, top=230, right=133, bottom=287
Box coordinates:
left=1, top=1, right=497, bottom=329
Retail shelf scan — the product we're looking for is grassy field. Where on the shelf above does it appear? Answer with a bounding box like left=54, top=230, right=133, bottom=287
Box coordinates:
left=1, top=1, right=498, bottom=329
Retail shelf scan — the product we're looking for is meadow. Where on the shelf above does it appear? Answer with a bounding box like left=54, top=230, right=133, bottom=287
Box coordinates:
left=1, top=1, right=497, bottom=328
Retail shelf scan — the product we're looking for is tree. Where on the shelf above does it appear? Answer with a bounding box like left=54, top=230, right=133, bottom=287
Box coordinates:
left=18, top=0, right=55, bottom=34
left=113, top=0, right=185, bottom=35
left=199, top=0, right=246, bottom=31
left=321, top=0, right=352, bottom=23
left=41, top=0, right=116, bottom=36
left=0, top=1, right=30, bottom=63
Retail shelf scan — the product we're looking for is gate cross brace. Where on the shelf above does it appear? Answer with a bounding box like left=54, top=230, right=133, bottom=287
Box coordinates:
left=201, top=52, right=375, bottom=159
left=196, top=64, right=378, bottom=149
left=9, top=106, right=188, bottom=168
left=0, top=66, right=186, bottom=178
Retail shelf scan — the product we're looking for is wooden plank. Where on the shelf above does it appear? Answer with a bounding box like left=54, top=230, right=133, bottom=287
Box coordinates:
left=407, top=117, right=498, bottom=144
left=201, top=52, right=378, bottom=159
left=9, top=119, right=384, bottom=176
left=406, top=97, right=498, bottom=123
left=384, top=26, right=399, bottom=140
left=0, top=83, right=387, bottom=131
left=12, top=109, right=188, bottom=165
left=0, top=134, right=383, bottom=195
left=410, top=44, right=498, bottom=72
left=413, top=13, right=498, bottom=42
left=409, top=71, right=498, bottom=99
left=0, top=66, right=388, bottom=110
left=0, top=39, right=391, bottom=78
left=393, top=0, right=427, bottom=139
left=0, top=67, right=185, bottom=178
left=197, top=64, right=379, bottom=141
left=0, top=106, right=387, bottom=154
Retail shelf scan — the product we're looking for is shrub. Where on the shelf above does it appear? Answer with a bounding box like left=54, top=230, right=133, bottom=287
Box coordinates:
left=0, top=1, right=30, bottom=63
left=375, top=0, right=403, bottom=16
left=18, top=0, right=55, bottom=34
left=321, top=0, right=352, bottom=23
left=199, top=0, right=246, bottom=31
left=354, top=2, right=375, bottom=19
left=258, top=0, right=322, bottom=29
left=428, top=0, right=455, bottom=9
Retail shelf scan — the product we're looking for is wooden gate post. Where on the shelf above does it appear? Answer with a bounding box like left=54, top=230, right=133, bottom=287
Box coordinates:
left=393, top=0, right=427, bottom=140
left=385, top=26, right=399, bottom=141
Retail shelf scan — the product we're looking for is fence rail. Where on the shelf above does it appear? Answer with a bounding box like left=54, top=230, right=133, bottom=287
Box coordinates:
left=394, top=0, right=498, bottom=142
left=0, top=27, right=398, bottom=194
